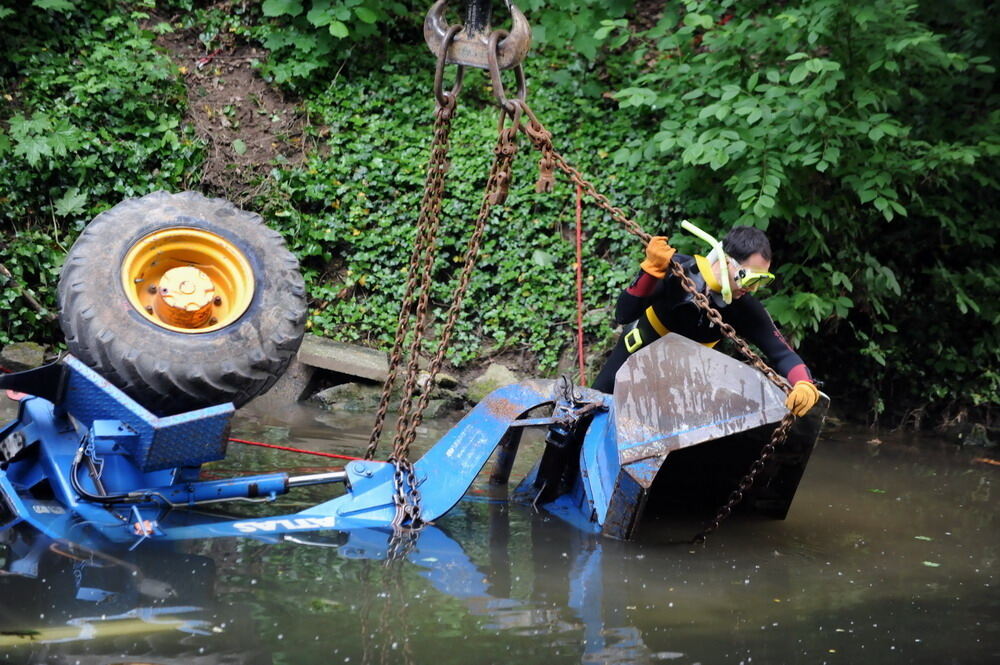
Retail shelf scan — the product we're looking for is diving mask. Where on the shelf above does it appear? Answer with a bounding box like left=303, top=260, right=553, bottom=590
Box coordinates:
left=729, top=257, right=775, bottom=291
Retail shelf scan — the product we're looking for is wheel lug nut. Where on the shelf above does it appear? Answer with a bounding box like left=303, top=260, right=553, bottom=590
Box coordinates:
left=214, top=296, right=222, bottom=306
left=147, top=285, right=157, bottom=294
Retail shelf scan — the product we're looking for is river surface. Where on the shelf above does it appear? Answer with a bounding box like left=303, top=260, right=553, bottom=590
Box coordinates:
left=0, top=396, right=996, bottom=664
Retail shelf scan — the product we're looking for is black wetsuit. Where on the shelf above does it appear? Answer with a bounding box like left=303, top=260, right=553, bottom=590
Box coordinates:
left=591, top=254, right=812, bottom=394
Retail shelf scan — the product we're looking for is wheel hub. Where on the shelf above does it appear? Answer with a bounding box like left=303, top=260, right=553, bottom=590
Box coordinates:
left=121, top=227, right=255, bottom=333
left=155, top=265, right=216, bottom=328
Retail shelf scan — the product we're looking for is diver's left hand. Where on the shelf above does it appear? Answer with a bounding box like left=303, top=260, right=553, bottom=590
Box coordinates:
left=786, top=381, right=820, bottom=417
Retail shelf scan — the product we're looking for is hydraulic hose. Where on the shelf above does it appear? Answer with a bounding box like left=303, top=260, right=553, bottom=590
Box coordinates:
left=69, top=447, right=131, bottom=504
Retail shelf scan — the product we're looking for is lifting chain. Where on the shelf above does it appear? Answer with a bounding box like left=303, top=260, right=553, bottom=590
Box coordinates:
left=366, top=32, right=523, bottom=535
left=512, top=98, right=799, bottom=544
left=366, top=30, right=463, bottom=461
left=385, top=113, right=520, bottom=535
left=692, top=412, right=797, bottom=543
left=392, top=104, right=522, bottom=464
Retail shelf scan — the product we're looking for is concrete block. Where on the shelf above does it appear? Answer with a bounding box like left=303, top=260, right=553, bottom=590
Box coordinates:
left=297, top=335, right=389, bottom=383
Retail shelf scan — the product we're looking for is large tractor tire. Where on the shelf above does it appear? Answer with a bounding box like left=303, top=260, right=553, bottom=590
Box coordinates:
left=58, top=191, right=307, bottom=416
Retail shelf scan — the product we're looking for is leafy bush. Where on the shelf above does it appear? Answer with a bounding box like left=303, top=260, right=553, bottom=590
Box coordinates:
left=593, top=0, right=999, bottom=422
left=249, top=0, right=420, bottom=86
left=0, top=0, right=203, bottom=345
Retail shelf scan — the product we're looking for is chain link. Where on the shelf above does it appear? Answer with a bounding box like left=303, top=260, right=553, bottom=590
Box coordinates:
left=691, top=412, right=797, bottom=544
left=518, top=102, right=651, bottom=245
left=394, top=105, right=522, bottom=462
left=388, top=457, right=424, bottom=534
left=366, top=94, right=458, bottom=461
left=366, top=90, right=522, bottom=532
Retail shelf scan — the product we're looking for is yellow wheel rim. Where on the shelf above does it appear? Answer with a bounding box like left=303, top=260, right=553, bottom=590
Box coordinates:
left=121, top=228, right=255, bottom=333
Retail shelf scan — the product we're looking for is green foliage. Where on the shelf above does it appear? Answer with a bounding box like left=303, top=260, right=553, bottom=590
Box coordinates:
left=1, top=0, right=995, bottom=426
left=173, top=0, right=418, bottom=89
left=253, top=0, right=416, bottom=85
left=258, top=44, right=651, bottom=371
left=521, top=0, right=634, bottom=59
left=202, top=0, right=637, bottom=90
left=0, top=0, right=203, bottom=345
left=592, top=0, right=999, bottom=421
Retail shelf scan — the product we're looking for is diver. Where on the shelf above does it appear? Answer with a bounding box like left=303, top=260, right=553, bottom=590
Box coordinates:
left=591, top=225, right=820, bottom=417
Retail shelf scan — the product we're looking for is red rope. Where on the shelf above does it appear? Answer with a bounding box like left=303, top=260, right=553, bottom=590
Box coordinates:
left=228, top=437, right=362, bottom=461
left=575, top=183, right=586, bottom=386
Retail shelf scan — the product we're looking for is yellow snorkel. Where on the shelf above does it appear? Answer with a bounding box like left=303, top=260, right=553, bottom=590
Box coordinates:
left=680, top=220, right=733, bottom=304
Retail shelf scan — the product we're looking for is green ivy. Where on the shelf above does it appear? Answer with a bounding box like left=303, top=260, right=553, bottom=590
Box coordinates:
left=592, top=0, right=999, bottom=422
left=0, top=0, right=204, bottom=345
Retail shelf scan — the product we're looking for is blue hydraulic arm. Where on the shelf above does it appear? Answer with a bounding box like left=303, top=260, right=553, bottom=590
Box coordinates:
left=158, top=379, right=563, bottom=541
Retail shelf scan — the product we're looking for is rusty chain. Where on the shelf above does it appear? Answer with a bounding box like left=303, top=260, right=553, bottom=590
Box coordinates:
left=692, top=412, right=797, bottom=543
left=366, top=74, right=522, bottom=532
left=518, top=103, right=651, bottom=245
left=514, top=98, right=800, bottom=543
left=388, top=107, right=520, bottom=531
left=394, top=104, right=522, bottom=460
left=366, top=92, right=458, bottom=461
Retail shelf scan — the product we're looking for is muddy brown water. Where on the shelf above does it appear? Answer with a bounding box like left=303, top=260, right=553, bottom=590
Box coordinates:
left=0, top=396, right=996, bottom=664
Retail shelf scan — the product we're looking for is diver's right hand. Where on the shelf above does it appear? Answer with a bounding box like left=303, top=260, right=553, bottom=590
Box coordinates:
left=640, top=236, right=676, bottom=279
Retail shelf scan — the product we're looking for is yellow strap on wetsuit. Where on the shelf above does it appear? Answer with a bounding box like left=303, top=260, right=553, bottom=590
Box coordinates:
left=622, top=307, right=668, bottom=353
left=645, top=306, right=669, bottom=336
left=644, top=306, right=720, bottom=350
left=624, top=328, right=643, bottom=352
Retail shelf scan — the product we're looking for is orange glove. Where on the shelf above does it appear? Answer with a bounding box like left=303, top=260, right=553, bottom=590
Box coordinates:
left=640, top=236, right=676, bottom=279
left=785, top=381, right=820, bottom=417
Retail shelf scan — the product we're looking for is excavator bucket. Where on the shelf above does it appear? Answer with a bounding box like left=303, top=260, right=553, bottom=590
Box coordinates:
left=557, top=334, right=827, bottom=540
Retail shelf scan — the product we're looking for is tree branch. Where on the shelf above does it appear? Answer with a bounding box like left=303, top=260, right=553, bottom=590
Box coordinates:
left=0, top=261, right=57, bottom=322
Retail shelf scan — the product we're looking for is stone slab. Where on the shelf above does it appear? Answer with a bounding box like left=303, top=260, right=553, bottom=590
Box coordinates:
left=296, top=334, right=389, bottom=383
left=1, top=342, right=47, bottom=372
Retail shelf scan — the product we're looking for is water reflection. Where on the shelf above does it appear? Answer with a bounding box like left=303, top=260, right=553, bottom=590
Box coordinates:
left=0, top=397, right=996, bottom=664
left=1, top=502, right=658, bottom=664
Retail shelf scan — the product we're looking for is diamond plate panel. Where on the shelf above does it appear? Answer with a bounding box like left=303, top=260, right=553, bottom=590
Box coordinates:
left=61, top=356, right=232, bottom=471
